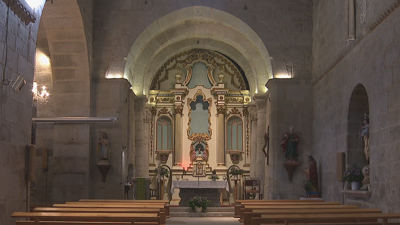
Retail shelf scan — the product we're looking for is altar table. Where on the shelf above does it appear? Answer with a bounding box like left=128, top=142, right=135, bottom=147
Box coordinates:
left=171, top=180, right=229, bottom=207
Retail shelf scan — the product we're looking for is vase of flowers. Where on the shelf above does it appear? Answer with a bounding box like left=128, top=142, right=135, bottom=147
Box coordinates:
left=343, top=165, right=364, bottom=190
left=189, top=196, right=210, bottom=212
left=155, top=165, right=169, bottom=180
left=229, top=167, right=244, bottom=180
left=208, top=170, right=219, bottom=181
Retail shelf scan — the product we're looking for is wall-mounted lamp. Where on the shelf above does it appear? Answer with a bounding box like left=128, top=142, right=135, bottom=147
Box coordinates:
left=12, top=75, right=27, bottom=92
left=1, top=75, right=27, bottom=92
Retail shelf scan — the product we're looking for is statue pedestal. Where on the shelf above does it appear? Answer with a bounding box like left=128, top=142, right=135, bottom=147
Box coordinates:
left=96, top=160, right=111, bottom=182
left=283, top=161, right=300, bottom=182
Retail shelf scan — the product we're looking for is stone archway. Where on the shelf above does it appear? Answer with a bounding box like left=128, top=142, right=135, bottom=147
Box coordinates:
left=123, top=7, right=273, bottom=97
left=34, top=0, right=92, bottom=204
left=347, top=83, right=369, bottom=168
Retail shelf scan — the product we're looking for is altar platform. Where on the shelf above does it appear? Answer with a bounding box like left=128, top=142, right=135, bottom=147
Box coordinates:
left=171, top=180, right=230, bottom=207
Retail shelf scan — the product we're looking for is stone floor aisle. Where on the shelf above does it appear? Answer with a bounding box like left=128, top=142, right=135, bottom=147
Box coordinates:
left=166, top=217, right=240, bottom=225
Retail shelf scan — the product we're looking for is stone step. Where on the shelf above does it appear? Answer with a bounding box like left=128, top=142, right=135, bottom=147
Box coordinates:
left=169, top=207, right=234, bottom=217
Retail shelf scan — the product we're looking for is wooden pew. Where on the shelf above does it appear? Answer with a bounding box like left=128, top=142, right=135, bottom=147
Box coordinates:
left=62, top=202, right=169, bottom=218
left=78, top=200, right=169, bottom=204
left=16, top=222, right=158, bottom=225
left=235, top=201, right=341, bottom=218
left=239, top=205, right=359, bottom=222
left=11, top=212, right=160, bottom=225
left=253, top=213, right=400, bottom=225
left=244, top=208, right=382, bottom=225
left=236, top=199, right=324, bottom=204
left=234, top=200, right=324, bottom=218
left=33, top=207, right=166, bottom=225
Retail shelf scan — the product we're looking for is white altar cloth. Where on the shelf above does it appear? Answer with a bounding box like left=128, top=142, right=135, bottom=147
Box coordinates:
left=170, top=180, right=229, bottom=194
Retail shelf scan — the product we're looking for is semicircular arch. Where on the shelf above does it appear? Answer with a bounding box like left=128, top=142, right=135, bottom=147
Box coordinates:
left=124, top=7, right=272, bottom=96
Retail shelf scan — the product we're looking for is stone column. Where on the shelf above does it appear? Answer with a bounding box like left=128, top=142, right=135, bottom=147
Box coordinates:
left=216, top=106, right=226, bottom=168
left=135, top=96, right=149, bottom=177
left=254, top=94, right=268, bottom=196
left=173, top=105, right=183, bottom=167
left=211, top=84, right=229, bottom=170
left=171, top=85, right=188, bottom=170
left=248, top=104, right=258, bottom=177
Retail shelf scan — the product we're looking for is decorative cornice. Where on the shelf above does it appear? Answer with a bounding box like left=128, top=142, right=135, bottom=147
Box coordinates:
left=2, top=0, right=36, bottom=25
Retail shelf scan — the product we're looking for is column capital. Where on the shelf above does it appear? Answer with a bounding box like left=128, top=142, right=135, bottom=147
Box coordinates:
left=216, top=105, right=226, bottom=115
left=174, top=105, right=184, bottom=115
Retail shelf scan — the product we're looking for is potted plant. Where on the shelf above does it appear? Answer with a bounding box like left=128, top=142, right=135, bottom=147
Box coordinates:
left=343, top=165, right=364, bottom=190
left=189, top=196, right=210, bottom=212
left=208, top=170, right=219, bottom=181
left=229, top=167, right=244, bottom=180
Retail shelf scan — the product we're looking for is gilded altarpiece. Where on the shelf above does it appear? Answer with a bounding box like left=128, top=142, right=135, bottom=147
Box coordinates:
left=148, top=49, right=252, bottom=204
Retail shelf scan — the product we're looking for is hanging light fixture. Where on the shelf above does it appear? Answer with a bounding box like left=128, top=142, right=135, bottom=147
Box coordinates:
left=32, top=82, right=49, bottom=103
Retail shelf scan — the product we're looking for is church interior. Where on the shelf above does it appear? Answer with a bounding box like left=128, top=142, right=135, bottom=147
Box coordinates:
left=1, top=0, right=400, bottom=224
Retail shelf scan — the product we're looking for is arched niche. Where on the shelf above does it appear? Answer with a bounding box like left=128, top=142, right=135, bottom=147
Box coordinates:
left=346, top=84, right=369, bottom=168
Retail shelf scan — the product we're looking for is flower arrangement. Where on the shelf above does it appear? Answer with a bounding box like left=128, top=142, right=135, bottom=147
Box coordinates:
left=208, top=170, right=219, bottom=180
left=229, top=167, right=244, bottom=176
left=343, top=165, right=364, bottom=182
left=155, top=165, right=169, bottom=177
left=189, top=196, right=210, bottom=210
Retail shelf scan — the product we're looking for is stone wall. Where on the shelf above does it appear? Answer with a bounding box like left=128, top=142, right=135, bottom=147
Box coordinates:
left=313, top=0, right=400, bottom=212
left=90, top=79, right=132, bottom=199
left=266, top=79, right=313, bottom=199
left=92, top=0, right=313, bottom=83
left=0, top=0, right=45, bottom=224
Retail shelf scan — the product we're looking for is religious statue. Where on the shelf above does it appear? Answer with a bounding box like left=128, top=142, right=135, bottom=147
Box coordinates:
left=190, top=140, right=209, bottom=162
left=97, top=132, right=111, bottom=160
left=280, top=127, right=299, bottom=162
left=359, top=113, right=370, bottom=163
left=261, top=126, right=269, bottom=158
left=361, top=165, right=370, bottom=190
left=306, top=155, right=319, bottom=192
left=196, top=145, right=204, bottom=157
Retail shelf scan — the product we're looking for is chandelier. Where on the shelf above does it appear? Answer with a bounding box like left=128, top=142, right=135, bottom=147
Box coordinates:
left=32, top=82, right=49, bottom=103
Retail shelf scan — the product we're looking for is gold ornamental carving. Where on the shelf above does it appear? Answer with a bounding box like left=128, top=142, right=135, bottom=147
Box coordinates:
left=174, top=105, right=183, bottom=115
left=158, top=107, right=172, bottom=117
left=227, top=107, right=242, bottom=118
left=150, top=49, right=248, bottom=91
left=216, top=106, right=226, bottom=115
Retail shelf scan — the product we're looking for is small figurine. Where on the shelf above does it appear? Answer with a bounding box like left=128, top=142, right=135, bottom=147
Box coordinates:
left=280, top=127, right=299, bottom=162
left=359, top=113, right=370, bottom=163
left=306, top=155, right=319, bottom=192
left=97, top=132, right=111, bottom=160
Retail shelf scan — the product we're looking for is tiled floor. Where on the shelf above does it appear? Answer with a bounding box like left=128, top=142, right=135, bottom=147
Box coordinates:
left=166, top=217, right=240, bottom=225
